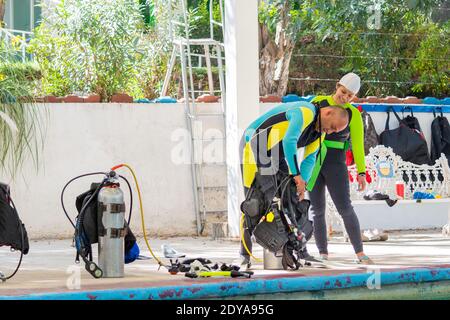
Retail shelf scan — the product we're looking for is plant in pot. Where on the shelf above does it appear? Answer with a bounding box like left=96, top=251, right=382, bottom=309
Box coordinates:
left=0, top=41, right=45, bottom=175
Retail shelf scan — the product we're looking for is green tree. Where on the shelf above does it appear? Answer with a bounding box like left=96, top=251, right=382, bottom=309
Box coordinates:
left=0, top=0, right=6, bottom=27
left=260, top=0, right=447, bottom=97
left=411, top=21, right=449, bottom=97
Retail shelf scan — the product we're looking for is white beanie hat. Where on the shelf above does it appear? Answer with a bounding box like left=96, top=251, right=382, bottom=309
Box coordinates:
left=338, top=72, right=361, bottom=94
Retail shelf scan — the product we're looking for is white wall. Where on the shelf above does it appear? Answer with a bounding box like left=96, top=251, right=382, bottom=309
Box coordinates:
left=352, top=202, right=449, bottom=230
left=1, top=103, right=198, bottom=239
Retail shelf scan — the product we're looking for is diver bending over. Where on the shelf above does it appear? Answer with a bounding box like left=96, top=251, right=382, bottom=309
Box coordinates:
left=239, top=101, right=349, bottom=269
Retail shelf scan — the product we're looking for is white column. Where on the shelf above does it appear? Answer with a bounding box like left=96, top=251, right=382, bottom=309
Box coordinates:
left=224, top=0, right=260, bottom=238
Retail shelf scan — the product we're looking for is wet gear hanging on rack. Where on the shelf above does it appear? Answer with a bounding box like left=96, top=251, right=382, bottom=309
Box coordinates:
left=380, top=106, right=431, bottom=165
left=0, top=182, right=29, bottom=282
left=431, top=108, right=450, bottom=166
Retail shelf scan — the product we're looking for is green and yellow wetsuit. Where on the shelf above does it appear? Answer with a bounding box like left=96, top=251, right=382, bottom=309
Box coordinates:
left=239, top=101, right=325, bottom=260
left=240, top=101, right=325, bottom=190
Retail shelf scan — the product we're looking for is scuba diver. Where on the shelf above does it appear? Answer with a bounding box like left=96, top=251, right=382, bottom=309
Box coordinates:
left=239, top=100, right=349, bottom=269
left=309, top=72, right=374, bottom=265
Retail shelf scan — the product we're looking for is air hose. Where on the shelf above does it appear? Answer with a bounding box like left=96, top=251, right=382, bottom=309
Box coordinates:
left=111, top=164, right=164, bottom=268
left=240, top=213, right=263, bottom=262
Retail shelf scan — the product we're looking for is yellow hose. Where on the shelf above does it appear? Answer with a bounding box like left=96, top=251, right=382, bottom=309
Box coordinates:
left=112, top=163, right=164, bottom=267
left=240, top=213, right=262, bottom=262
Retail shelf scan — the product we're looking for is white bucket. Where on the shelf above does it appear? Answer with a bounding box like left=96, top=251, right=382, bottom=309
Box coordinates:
left=263, top=248, right=283, bottom=270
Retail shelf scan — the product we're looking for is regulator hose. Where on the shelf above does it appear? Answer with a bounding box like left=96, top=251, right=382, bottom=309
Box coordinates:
left=111, top=164, right=164, bottom=268
left=61, top=172, right=134, bottom=228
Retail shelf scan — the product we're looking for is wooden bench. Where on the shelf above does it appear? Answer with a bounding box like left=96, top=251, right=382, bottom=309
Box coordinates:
left=326, top=145, right=450, bottom=236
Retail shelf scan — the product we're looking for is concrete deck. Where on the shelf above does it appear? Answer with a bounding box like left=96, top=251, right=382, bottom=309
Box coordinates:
left=1, top=230, right=450, bottom=299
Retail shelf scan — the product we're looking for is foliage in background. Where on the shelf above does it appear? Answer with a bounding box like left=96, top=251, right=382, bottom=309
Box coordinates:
left=136, top=29, right=174, bottom=99
left=140, top=0, right=156, bottom=29
left=258, top=0, right=301, bottom=96
left=188, top=0, right=223, bottom=42
left=0, top=0, right=5, bottom=28
left=287, top=0, right=449, bottom=98
left=11, top=0, right=448, bottom=100
left=142, top=0, right=223, bottom=98
left=411, top=20, right=449, bottom=96
left=0, top=40, right=45, bottom=175
left=28, top=0, right=187, bottom=100
left=139, top=0, right=181, bottom=99
left=29, top=0, right=146, bottom=101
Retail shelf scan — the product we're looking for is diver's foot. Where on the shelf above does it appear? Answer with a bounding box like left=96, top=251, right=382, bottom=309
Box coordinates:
left=319, top=254, right=329, bottom=261
left=356, top=254, right=374, bottom=265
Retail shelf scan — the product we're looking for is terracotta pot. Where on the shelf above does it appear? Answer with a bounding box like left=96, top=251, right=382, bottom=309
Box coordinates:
left=350, top=96, right=368, bottom=103
left=195, top=94, right=220, bottom=103
left=84, top=94, right=102, bottom=103
left=401, top=96, right=422, bottom=104
left=365, top=96, right=379, bottom=103
left=111, top=93, right=133, bottom=103
left=44, top=96, right=63, bottom=103
left=63, top=95, right=84, bottom=103
left=260, top=95, right=282, bottom=103
left=382, top=96, right=402, bottom=104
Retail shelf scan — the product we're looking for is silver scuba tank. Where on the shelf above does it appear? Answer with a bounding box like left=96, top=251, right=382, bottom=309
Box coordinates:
left=97, top=172, right=126, bottom=278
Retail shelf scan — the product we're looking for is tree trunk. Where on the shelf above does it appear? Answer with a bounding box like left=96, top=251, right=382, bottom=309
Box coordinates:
left=0, top=0, right=6, bottom=27
left=259, top=2, right=295, bottom=97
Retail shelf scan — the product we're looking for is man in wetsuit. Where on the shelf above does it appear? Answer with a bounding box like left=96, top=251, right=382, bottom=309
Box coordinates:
left=239, top=101, right=349, bottom=269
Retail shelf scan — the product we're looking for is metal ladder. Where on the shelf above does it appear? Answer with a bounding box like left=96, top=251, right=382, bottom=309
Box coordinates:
left=162, top=0, right=226, bottom=235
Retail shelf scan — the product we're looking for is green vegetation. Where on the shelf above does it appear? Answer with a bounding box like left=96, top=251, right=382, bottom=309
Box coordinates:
left=29, top=0, right=146, bottom=101
left=281, top=0, right=449, bottom=97
left=0, top=40, right=44, bottom=174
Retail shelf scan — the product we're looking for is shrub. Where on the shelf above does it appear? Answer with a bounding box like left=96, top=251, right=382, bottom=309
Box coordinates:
left=29, top=0, right=146, bottom=101
left=0, top=41, right=45, bottom=174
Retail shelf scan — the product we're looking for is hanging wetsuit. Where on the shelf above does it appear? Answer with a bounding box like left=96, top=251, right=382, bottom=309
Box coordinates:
left=308, top=96, right=366, bottom=255
left=239, top=101, right=324, bottom=258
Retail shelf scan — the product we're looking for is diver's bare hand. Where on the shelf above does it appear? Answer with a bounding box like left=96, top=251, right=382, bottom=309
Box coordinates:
left=293, top=175, right=306, bottom=200
left=357, top=174, right=367, bottom=192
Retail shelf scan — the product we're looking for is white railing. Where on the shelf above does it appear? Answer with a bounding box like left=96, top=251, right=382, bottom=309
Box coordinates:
left=347, top=145, right=450, bottom=200
left=0, top=28, right=34, bottom=62
left=326, top=145, right=450, bottom=236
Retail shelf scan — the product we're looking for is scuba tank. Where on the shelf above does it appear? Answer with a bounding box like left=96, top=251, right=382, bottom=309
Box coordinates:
left=62, top=170, right=138, bottom=279
left=97, top=171, right=126, bottom=278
